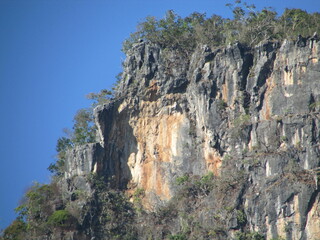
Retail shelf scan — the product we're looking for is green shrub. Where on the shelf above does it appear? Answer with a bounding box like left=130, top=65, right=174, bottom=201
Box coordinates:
left=236, top=210, right=247, bottom=226
left=217, top=99, right=228, bottom=110
left=280, top=136, right=288, bottom=143
left=133, top=187, right=145, bottom=213
left=175, top=175, right=190, bottom=185
left=47, top=210, right=72, bottom=227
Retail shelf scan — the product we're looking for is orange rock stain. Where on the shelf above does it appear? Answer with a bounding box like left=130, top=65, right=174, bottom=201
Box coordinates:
left=261, top=77, right=275, bottom=120
left=205, top=152, right=222, bottom=176
left=132, top=99, right=185, bottom=200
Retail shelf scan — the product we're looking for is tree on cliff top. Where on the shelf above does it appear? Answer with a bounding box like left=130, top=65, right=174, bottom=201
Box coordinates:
left=122, top=1, right=320, bottom=53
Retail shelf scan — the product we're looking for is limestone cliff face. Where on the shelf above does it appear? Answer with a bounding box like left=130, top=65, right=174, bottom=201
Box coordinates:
left=65, top=38, right=320, bottom=239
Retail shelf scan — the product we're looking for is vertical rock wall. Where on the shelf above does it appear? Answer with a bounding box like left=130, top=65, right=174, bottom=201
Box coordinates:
left=64, top=38, right=320, bottom=239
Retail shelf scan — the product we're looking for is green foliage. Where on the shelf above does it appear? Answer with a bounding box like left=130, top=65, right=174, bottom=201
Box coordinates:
left=71, top=108, right=96, bottom=145
left=236, top=210, right=247, bottom=226
left=192, top=13, right=225, bottom=47
left=123, top=2, right=320, bottom=55
left=175, top=172, right=215, bottom=199
left=56, top=136, right=73, bottom=153
left=6, top=3, right=320, bottom=239
left=94, top=189, right=137, bottom=239
left=47, top=137, right=71, bottom=176
left=84, top=180, right=138, bottom=237
left=47, top=210, right=72, bottom=227
left=235, top=231, right=265, bottom=240
left=133, top=188, right=145, bottom=202
left=11, top=182, right=80, bottom=238
left=175, top=174, right=190, bottom=185
left=47, top=159, right=64, bottom=176
left=155, top=201, right=178, bottom=225
left=56, top=108, right=96, bottom=149
left=280, top=136, right=288, bottom=143
left=47, top=137, right=72, bottom=176
left=123, top=10, right=197, bottom=55
left=149, top=169, right=247, bottom=239
left=225, top=1, right=278, bottom=45
left=217, top=99, right=228, bottom=110
left=133, top=188, right=145, bottom=213
left=200, top=171, right=214, bottom=183
left=112, top=72, right=123, bottom=92
left=87, top=172, right=107, bottom=192
left=279, top=9, right=319, bottom=39
left=71, top=189, right=87, bottom=201
left=234, top=114, right=251, bottom=128
left=14, top=205, right=27, bottom=222
left=48, top=108, right=96, bottom=177
left=2, top=219, right=27, bottom=240
left=86, top=89, right=113, bottom=107
left=309, top=101, right=320, bottom=110
left=13, top=183, right=62, bottom=236
left=193, top=171, right=215, bottom=196
left=24, top=183, right=54, bottom=219
left=231, top=114, right=252, bottom=138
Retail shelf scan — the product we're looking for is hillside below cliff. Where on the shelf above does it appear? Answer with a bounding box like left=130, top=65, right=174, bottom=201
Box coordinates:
left=3, top=35, right=320, bottom=240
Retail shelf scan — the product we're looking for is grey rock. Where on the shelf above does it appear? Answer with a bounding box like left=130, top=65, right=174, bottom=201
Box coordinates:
left=63, top=38, right=320, bottom=239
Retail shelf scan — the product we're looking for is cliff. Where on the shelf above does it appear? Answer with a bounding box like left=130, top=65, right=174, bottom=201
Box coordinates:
left=61, top=37, right=320, bottom=240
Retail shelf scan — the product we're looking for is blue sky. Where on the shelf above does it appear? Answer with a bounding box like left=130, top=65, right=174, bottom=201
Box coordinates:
left=0, top=0, right=319, bottom=231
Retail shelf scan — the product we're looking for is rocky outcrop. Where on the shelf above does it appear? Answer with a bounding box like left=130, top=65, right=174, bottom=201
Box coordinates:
left=64, top=38, right=320, bottom=239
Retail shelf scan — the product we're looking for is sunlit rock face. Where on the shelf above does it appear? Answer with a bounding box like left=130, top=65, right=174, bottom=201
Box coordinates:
left=65, top=38, right=320, bottom=239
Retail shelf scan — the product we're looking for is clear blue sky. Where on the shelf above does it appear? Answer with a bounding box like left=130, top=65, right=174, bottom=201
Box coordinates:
left=0, top=0, right=319, bottom=231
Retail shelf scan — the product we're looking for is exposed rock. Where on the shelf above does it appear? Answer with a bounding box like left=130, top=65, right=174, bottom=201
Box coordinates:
left=65, top=143, right=105, bottom=179
left=63, top=37, right=320, bottom=239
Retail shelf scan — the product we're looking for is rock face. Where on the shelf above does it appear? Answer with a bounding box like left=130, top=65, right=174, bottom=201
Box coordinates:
left=64, top=38, right=320, bottom=239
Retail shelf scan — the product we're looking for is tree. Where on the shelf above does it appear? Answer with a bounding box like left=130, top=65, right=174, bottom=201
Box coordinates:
left=47, top=136, right=72, bottom=176
left=225, top=1, right=277, bottom=45
left=48, top=108, right=96, bottom=177
left=86, top=89, right=113, bottom=107
left=14, top=183, right=57, bottom=236
left=279, top=9, right=313, bottom=39
left=71, top=108, right=96, bottom=145
left=2, top=219, right=27, bottom=240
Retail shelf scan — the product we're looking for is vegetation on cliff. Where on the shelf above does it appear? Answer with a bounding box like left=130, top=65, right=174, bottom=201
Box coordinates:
left=123, top=1, right=320, bottom=54
left=1, top=1, right=320, bottom=240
